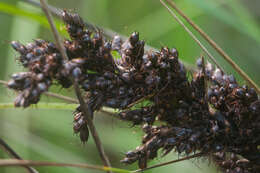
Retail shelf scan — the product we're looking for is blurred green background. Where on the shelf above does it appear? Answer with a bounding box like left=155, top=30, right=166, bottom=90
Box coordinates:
left=0, top=0, right=259, bottom=172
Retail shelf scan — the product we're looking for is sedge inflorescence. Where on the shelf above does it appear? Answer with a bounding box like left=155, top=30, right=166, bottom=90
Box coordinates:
left=7, top=11, right=259, bottom=173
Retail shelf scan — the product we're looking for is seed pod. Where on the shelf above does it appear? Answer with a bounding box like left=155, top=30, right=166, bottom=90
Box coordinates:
left=79, top=125, right=89, bottom=143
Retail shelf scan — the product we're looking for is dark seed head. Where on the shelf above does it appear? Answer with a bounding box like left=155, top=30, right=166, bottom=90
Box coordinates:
left=170, top=48, right=178, bottom=58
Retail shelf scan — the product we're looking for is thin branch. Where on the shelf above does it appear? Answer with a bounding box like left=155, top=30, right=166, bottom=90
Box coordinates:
left=73, top=82, right=112, bottom=172
left=160, top=0, right=224, bottom=72
left=0, top=79, right=79, bottom=104
left=132, top=152, right=204, bottom=173
left=39, top=0, right=68, bottom=61
left=0, top=138, right=38, bottom=173
left=201, top=56, right=208, bottom=103
left=44, top=92, right=78, bottom=104
left=125, top=93, right=155, bottom=109
left=164, top=0, right=260, bottom=95
left=22, top=0, right=63, bottom=17
left=0, top=159, right=130, bottom=173
left=39, top=0, right=112, bottom=172
left=0, top=80, right=116, bottom=117
left=0, top=80, right=7, bottom=86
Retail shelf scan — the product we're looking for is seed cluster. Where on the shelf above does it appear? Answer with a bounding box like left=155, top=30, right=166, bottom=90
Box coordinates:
left=7, top=11, right=259, bottom=173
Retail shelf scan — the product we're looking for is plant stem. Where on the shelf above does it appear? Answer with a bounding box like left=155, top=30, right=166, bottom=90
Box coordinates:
left=132, top=152, right=204, bottom=172
left=39, top=0, right=68, bottom=61
left=39, top=0, right=112, bottom=172
left=0, top=80, right=116, bottom=117
left=44, top=92, right=78, bottom=104
left=0, top=159, right=130, bottom=173
left=164, top=0, right=260, bottom=95
left=73, top=82, right=112, bottom=171
left=0, top=138, right=38, bottom=173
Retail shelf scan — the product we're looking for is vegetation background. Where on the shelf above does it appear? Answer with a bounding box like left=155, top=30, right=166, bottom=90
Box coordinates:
left=0, top=0, right=259, bottom=172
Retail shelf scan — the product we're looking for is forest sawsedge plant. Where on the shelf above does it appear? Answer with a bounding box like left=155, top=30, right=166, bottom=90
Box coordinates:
left=5, top=10, right=260, bottom=173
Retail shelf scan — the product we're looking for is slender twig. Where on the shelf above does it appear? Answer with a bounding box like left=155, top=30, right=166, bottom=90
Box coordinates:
left=0, top=80, right=116, bottom=117
left=160, top=0, right=223, bottom=72
left=39, top=0, right=68, bottom=61
left=0, top=138, right=38, bottom=173
left=39, top=0, right=112, bottom=172
left=132, top=152, right=204, bottom=173
left=164, top=0, right=260, bottom=95
left=0, top=159, right=130, bottom=173
left=44, top=92, right=78, bottom=104
left=73, top=83, right=112, bottom=170
left=0, top=80, right=7, bottom=86
left=23, top=0, right=63, bottom=17
left=0, top=79, right=79, bottom=104
left=201, top=56, right=208, bottom=102
left=125, top=93, right=155, bottom=109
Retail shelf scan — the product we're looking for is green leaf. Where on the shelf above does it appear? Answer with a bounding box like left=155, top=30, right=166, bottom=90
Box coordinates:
left=187, top=0, right=260, bottom=43
left=0, top=2, right=68, bottom=37
left=226, top=0, right=260, bottom=43
left=111, top=50, right=122, bottom=59
left=1, top=121, right=131, bottom=173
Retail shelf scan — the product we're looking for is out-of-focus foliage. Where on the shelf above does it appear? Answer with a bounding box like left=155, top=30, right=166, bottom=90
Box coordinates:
left=0, top=0, right=259, bottom=172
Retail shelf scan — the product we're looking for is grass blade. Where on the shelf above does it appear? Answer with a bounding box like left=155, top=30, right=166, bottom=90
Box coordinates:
left=0, top=2, right=67, bottom=36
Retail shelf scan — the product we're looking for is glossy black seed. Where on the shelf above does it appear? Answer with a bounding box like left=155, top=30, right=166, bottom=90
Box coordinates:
left=82, top=34, right=91, bottom=43
left=72, top=67, right=82, bottom=80
left=11, top=72, right=28, bottom=81
left=25, top=53, right=34, bottom=61
left=229, top=83, right=238, bottom=89
left=47, top=42, right=56, bottom=52
left=23, top=78, right=31, bottom=89
left=228, top=75, right=236, bottom=83
left=150, top=53, right=157, bottom=64
left=196, top=58, right=203, bottom=68
left=31, top=89, right=39, bottom=97
left=7, top=80, right=19, bottom=89
left=248, top=88, right=257, bottom=100
left=11, top=41, right=26, bottom=54
left=170, top=48, right=178, bottom=58
left=34, top=48, right=44, bottom=55
left=79, top=126, right=89, bottom=143
left=37, top=83, right=47, bottom=92
left=104, top=41, right=111, bottom=50
left=105, top=99, right=119, bottom=108
left=165, top=138, right=176, bottom=145
left=126, top=151, right=137, bottom=158
left=235, top=88, right=245, bottom=98
left=111, top=35, right=122, bottom=51
left=129, top=32, right=139, bottom=45
left=34, top=39, right=45, bottom=46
